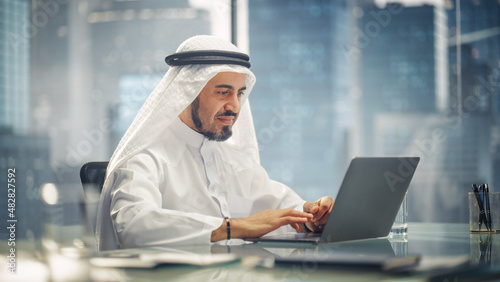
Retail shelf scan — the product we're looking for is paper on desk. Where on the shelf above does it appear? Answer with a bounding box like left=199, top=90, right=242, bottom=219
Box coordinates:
left=274, top=253, right=421, bottom=273
left=140, top=253, right=238, bottom=266
left=413, top=256, right=470, bottom=272
left=90, top=252, right=238, bottom=268
left=90, top=257, right=158, bottom=268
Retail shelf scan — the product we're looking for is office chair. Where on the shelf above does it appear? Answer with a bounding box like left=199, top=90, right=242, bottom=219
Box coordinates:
left=80, top=161, right=109, bottom=192
left=79, top=161, right=109, bottom=234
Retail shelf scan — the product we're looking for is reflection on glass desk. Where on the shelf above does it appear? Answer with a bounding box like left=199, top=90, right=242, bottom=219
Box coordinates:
left=2, top=223, right=500, bottom=281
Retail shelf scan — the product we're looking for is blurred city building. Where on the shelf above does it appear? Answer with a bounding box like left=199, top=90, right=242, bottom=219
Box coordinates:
left=249, top=0, right=350, bottom=201
left=354, top=0, right=499, bottom=222
left=0, top=0, right=51, bottom=240
left=447, top=0, right=500, bottom=191
left=31, top=0, right=213, bottom=183
left=374, top=113, right=491, bottom=222
left=0, top=130, right=50, bottom=240
left=0, top=0, right=30, bottom=134
left=87, top=0, right=211, bottom=152
left=353, top=2, right=452, bottom=222
left=352, top=3, right=444, bottom=155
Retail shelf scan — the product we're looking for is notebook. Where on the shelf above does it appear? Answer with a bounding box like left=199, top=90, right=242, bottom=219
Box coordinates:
left=245, top=157, right=420, bottom=244
left=274, top=238, right=420, bottom=273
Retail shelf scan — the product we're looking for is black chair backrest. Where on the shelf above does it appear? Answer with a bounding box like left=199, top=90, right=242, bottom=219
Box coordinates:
left=80, top=161, right=109, bottom=192
left=79, top=161, right=109, bottom=236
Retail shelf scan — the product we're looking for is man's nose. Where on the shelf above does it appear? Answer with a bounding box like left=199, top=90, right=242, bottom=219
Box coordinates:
left=224, top=93, right=240, bottom=113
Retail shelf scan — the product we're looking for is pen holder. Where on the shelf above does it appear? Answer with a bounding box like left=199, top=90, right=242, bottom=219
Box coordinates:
left=469, top=192, right=500, bottom=233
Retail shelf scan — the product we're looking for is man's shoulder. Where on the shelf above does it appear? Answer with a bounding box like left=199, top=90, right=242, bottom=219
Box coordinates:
left=133, top=129, right=187, bottom=167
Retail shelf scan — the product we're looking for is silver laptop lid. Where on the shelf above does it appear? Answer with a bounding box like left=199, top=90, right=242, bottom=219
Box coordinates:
left=319, top=157, right=419, bottom=243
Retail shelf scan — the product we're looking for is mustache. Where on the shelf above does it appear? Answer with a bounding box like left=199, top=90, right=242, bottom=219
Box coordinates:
left=216, top=111, right=237, bottom=117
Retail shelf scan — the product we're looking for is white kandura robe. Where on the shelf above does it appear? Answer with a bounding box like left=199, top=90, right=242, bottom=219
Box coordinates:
left=108, top=117, right=306, bottom=248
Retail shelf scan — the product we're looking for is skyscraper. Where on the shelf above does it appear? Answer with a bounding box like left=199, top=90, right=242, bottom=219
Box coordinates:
left=0, top=0, right=52, bottom=240
left=85, top=0, right=211, bottom=151
left=249, top=0, right=350, bottom=200
left=446, top=0, right=500, bottom=190
left=447, top=0, right=500, bottom=116
left=0, top=0, right=30, bottom=134
left=31, top=0, right=212, bottom=184
left=360, top=0, right=499, bottom=222
left=353, top=3, right=445, bottom=156
left=374, top=112, right=491, bottom=222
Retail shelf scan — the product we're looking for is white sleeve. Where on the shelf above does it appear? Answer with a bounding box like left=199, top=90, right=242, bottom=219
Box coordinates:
left=109, top=155, right=223, bottom=248
left=244, top=164, right=306, bottom=236
left=271, top=180, right=307, bottom=212
left=249, top=164, right=306, bottom=213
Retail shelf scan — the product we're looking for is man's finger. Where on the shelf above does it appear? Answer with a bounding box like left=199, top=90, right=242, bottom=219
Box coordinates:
left=312, top=197, right=334, bottom=225
left=278, top=216, right=309, bottom=227
left=316, top=212, right=329, bottom=226
left=313, top=211, right=327, bottom=226
left=303, top=201, right=319, bottom=214
left=286, top=209, right=314, bottom=219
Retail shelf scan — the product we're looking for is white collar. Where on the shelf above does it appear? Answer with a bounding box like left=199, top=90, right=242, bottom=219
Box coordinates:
left=170, top=117, right=206, bottom=149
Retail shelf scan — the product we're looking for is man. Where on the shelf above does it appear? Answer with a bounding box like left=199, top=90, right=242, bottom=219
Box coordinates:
left=96, top=35, right=333, bottom=251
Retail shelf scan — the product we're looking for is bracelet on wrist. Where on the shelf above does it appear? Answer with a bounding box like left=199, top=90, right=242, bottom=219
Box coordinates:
left=225, top=217, right=231, bottom=240
left=304, top=223, right=313, bottom=233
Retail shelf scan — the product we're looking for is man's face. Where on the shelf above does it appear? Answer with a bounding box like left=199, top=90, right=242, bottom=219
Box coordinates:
left=180, top=72, right=247, bottom=141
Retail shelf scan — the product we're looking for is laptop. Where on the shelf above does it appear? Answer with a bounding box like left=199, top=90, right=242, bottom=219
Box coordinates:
left=245, top=157, right=420, bottom=244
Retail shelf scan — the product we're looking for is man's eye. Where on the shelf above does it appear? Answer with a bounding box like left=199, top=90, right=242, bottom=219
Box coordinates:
left=219, top=91, right=229, bottom=95
left=238, top=92, right=245, bottom=97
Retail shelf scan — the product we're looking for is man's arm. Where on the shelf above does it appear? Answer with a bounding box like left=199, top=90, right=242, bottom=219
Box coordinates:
left=110, top=156, right=225, bottom=248
left=211, top=209, right=313, bottom=242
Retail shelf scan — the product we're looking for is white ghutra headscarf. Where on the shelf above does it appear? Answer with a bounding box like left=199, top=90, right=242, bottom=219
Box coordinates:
left=96, top=35, right=258, bottom=251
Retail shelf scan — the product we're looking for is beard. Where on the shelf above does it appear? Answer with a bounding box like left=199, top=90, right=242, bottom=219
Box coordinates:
left=190, top=97, right=235, bottom=142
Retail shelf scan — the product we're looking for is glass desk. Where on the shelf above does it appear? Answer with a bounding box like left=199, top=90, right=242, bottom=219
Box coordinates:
left=2, top=223, right=500, bottom=281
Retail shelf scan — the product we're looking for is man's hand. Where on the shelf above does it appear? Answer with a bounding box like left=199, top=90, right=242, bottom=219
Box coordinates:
left=211, top=209, right=313, bottom=242
left=302, top=196, right=334, bottom=233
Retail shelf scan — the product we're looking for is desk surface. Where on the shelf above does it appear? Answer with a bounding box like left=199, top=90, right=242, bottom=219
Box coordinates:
left=2, top=223, right=500, bottom=281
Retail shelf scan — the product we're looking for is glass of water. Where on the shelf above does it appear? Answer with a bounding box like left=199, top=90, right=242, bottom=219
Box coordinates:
left=391, top=192, right=408, bottom=237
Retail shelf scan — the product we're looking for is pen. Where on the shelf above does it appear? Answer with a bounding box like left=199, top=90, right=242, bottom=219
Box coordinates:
left=484, top=184, right=492, bottom=231
left=472, top=184, right=487, bottom=231
left=479, top=184, right=491, bottom=231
